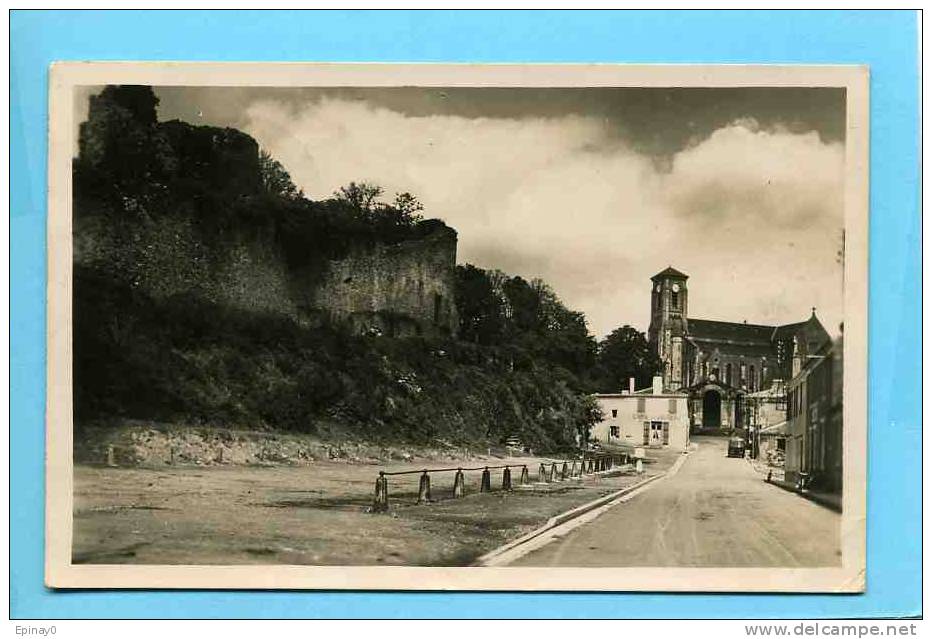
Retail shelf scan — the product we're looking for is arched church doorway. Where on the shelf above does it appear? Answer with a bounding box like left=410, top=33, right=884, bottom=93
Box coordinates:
left=702, top=389, right=722, bottom=429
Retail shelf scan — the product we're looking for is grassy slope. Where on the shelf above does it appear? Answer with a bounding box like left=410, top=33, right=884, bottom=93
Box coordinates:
left=75, top=270, right=594, bottom=452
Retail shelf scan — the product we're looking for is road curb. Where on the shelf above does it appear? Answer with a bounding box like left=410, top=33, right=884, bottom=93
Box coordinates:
left=473, top=450, right=691, bottom=567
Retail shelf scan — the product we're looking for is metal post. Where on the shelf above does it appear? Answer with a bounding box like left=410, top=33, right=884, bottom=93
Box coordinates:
left=571, top=460, right=577, bottom=477
left=453, top=469, right=465, bottom=498
left=106, top=445, right=116, bottom=467
left=417, top=471, right=432, bottom=504
left=372, top=473, right=389, bottom=512
left=520, top=465, right=529, bottom=485
left=538, top=463, right=547, bottom=483
left=480, top=467, right=491, bottom=492
left=561, top=462, right=568, bottom=480
left=502, top=467, right=512, bottom=491
left=549, top=463, right=557, bottom=482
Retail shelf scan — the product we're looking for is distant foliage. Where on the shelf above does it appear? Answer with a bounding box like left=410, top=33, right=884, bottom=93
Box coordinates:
left=453, top=265, right=598, bottom=389
left=593, top=325, right=661, bottom=393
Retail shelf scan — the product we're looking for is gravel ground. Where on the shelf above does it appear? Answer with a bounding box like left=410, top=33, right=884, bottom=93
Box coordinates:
left=72, top=447, right=684, bottom=566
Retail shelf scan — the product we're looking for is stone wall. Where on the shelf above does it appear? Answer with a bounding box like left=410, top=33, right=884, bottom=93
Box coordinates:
left=312, top=226, right=458, bottom=336
left=75, top=212, right=458, bottom=336
left=75, top=213, right=299, bottom=317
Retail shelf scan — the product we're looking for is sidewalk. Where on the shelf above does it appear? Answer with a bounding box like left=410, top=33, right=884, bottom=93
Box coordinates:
left=766, top=477, right=842, bottom=512
left=747, top=457, right=841, bottom=512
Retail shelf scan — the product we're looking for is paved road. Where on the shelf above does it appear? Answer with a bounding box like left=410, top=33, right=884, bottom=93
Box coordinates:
left=511, top=436, right=841, bottom=567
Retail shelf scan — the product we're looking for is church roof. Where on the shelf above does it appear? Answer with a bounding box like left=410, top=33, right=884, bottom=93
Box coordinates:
left=687, top=318, right=775, bottom=344
left=651, top=266, right=689, bottom=281
left=773, top=314, right=832, bottom=352
left=686, top=312, right=832, bottom=353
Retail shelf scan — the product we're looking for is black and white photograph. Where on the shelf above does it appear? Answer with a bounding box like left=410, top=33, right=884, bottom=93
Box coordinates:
left=45, top=63, right=868, bottom=591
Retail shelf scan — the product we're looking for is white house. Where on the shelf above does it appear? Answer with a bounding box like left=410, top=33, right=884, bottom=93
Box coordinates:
left=591, top=376, right=690, bottom=451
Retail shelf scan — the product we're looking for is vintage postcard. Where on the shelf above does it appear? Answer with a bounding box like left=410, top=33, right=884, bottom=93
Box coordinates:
left=46, top=62, right=868, bottom=591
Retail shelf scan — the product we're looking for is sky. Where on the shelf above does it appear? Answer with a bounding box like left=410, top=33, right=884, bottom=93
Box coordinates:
left=78, top=85, right=846, bottom=338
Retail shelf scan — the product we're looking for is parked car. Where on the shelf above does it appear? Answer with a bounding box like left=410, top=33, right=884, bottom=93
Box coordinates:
left=727, top=437, right=746, bottom=458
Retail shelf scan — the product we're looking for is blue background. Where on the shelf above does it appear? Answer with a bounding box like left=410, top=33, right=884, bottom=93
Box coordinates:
left=10, top=9, right=920, bottom=619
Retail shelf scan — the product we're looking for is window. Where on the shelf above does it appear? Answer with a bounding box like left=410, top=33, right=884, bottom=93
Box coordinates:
left=637, top=398, right=646, bottom=413
left=610, top=426, right=620, bottom=438
left=750, top=365, right=756, bottom=392
left=671, top=290, right=679, bottom=309
left=611, top=409, right=618, bottom=418
left=668, top=399, right=677, bottom=414
left=725, top=363, right=733, bottom=386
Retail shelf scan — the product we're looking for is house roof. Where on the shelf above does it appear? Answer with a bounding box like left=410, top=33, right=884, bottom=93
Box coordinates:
left=687, top=318, right=776, bottom=344
left=651, top=266, right=689, bottom=281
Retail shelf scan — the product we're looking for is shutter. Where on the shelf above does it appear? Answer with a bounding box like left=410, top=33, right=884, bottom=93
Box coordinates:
left=663, top=422, right=670, bottom=445
left=643, top=421, right=650, bottom=445
left=637, top=398, right=646, bottom=413
left=668, top=399, right=677, bottom=414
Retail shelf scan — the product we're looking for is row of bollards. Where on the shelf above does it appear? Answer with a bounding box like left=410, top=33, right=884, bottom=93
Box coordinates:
left=534, top=457, right=617, bottom=484
left=373, top=464, right=532, bottom=512
left=371, top=455, right=625, bottom=513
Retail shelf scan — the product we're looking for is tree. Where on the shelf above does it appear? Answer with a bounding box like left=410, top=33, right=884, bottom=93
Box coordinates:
left=595, top=325, right=661, bottom=393
left=392, top=192, right=424, bottom=222
left=334, top=181, right=383, bottom=212
left=259, top=150, right=302, bottom=200
left=454, top=264, right=507, bottom=344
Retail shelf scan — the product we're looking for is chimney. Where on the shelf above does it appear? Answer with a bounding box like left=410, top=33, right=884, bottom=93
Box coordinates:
left=652, top=375, right=663, bottom=395
left=628, top=378, right=635, bottom=394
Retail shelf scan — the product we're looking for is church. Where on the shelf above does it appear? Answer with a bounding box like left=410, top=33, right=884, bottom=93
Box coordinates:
left=647, top=267, right=831, bottom=433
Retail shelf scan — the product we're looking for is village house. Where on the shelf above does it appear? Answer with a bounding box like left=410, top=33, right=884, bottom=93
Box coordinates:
left=784, top=333, right=844, bottom=496
left=746, top=379, right=788, bottom=463
left=591, top=376, right=690, bottom=451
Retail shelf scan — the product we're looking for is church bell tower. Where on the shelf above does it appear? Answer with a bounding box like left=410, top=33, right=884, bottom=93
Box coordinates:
left=648, top=266, right=689, bottom=391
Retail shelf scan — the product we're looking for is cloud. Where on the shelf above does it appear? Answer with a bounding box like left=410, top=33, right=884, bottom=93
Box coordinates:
left=241, top=100, right=845, bottom=338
